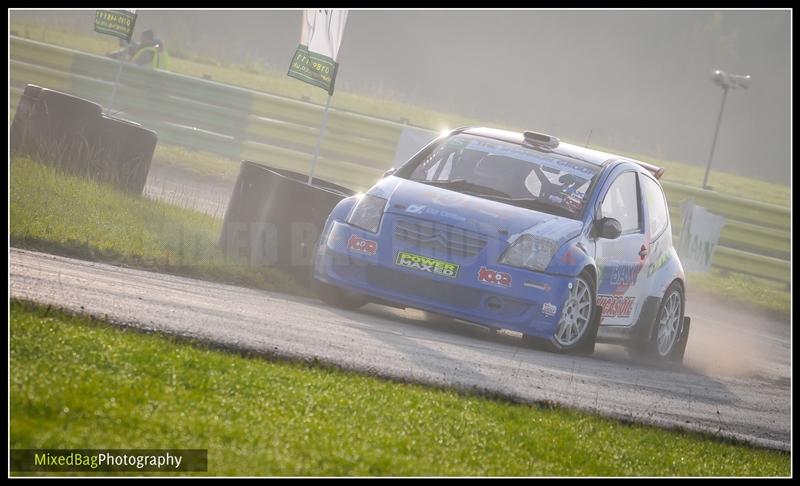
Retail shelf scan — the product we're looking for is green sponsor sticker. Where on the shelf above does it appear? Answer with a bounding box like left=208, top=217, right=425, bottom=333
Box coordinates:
left=94, top=10, right=137, bottom=43
left=395, top=251, right=460, bottom=278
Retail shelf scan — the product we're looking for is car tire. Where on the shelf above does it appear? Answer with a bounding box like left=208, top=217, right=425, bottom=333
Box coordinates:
left=550, top=271, right=599, bottom=355
left=632, top=282, right=687, bottom=363
left=311, top=278, right=368, bottom=310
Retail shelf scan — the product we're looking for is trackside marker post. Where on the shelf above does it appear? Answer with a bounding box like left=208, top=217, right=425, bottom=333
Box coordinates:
left=93, top=9, right=138, bottom=115
left=308, top=94, right=333, bottom=184
left=286, top=9, right=349, bottom=185
left=107, top=54, right=125, bottom=114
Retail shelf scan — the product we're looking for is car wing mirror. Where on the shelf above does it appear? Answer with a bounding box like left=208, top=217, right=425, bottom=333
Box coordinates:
left=383, top=167, right=397, bottom=178
left=595, top=217, right=622, bottom=239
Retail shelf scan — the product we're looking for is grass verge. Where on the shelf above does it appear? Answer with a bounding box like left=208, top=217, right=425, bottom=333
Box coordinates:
left=687, top=270, right=790, bottom=321
left=152, top=144, right=241, bottom=184
left=10, top=20, right=790, bottom=206
left=10, top=157, right=308, bottom=297
left=10, top=300, right=790, bottom=476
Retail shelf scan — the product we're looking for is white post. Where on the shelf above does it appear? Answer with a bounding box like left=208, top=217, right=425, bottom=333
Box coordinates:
left=106, top=54, right=125, bottom=115
left=308, top=94, right=332, bottom=185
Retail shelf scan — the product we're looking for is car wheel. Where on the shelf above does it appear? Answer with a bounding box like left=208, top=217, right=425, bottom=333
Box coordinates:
left=631, top=282, right=686, bottom=363
left=552, top=271, right=598, bottom=355
left=653, top=283, right=686, bottom=362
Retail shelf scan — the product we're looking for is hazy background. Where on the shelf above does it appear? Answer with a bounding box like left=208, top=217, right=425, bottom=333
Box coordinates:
left=11, top=9, right=791, bottom=183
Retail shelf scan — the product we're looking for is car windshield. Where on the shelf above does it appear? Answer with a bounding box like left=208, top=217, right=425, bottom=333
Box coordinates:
left=404, top=134, right=601, bottom=218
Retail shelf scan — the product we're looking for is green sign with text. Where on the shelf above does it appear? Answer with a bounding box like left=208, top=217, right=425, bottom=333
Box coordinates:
left=287, top=44, right=339, bottom=95
left=94, top=9, right=137, bottom=44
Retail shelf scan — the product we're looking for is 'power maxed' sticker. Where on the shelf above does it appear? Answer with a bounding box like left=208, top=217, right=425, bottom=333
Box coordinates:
left=347, top=235, right=378, bottom=256
left=395, top=251, right=459, bottom=278
left=478, top=267, right=512, bottom=287
left=597, top=295, right=635, bottom=318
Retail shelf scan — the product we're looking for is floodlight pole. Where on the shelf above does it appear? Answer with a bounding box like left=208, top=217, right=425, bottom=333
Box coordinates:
left=702, top=85, right=729, bottom=190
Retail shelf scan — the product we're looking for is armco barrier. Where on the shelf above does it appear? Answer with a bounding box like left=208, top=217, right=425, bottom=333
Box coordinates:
left=662, top=181, right=790, bottom=230
left=9, top=36, right=790, bottom=284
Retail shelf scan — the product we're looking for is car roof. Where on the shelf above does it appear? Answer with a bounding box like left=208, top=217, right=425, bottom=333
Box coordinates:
left=458, top=127, right=660, bottom=178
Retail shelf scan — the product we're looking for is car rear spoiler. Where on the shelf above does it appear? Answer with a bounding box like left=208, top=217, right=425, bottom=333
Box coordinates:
left=634, top=160, right=665, bottom=180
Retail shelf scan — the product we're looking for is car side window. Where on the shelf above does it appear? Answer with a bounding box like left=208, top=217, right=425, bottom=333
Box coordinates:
left=600, top=171, right=640, bottom=233
left=640, top=175, right=669, bottom=238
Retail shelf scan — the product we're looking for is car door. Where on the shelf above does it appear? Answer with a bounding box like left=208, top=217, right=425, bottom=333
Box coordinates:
left=638, top=173, right=673, bottom=295
left=594, top=170, right=647, bottom=327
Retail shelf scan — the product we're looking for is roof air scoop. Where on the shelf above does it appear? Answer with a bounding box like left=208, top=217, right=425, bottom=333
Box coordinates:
left=523, top=131, right=560, bottom=150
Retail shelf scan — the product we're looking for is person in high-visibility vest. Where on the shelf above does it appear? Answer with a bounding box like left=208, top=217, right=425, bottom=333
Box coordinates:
left=129, top=29, right=170, bottom=70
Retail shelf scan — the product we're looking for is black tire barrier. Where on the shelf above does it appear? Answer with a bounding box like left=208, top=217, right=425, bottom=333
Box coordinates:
left=11, top=84, right=103, bottom=171
left=219, top=161, right=355, bottom=285
left=96, top=116, right=157, bottom=195
left=10, top=84, right=156, bottom=195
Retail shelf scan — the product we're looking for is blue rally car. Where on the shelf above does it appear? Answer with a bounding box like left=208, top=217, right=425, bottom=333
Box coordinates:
left=312, top=127, right=691, bottom=362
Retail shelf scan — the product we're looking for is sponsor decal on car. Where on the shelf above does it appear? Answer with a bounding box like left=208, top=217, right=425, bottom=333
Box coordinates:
left=646, top=239, right=669, bottom=276
left=347, top=235, right=378, bottom=255
left=395, top=251, right=459, bottom=278
left=405, top=203, right=468, bottom=223
left=477, top=266, right=512, bottom=287
left=610, top=263, right=641, bottom=286
left=563, top=194, right=584, bottom=213
left=597, top=294, right=635, bottom=318
left=542, top=302, right=558, bottom=317
left=597, top=261, right=644, bottom=295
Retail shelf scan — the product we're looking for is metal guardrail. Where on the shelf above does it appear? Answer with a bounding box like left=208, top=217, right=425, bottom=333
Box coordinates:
left=9, top=36, right=790, bottom=284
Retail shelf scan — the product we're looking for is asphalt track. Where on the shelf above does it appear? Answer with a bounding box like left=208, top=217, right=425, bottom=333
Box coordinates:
left=10, top=248, right=790, bottom=451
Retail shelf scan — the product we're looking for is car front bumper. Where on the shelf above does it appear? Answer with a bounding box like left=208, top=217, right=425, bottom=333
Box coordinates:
left=313, top=218, right=577, bottom=343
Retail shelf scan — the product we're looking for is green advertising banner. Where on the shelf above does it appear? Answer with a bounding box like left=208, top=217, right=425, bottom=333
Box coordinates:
left=287, top=45, right=339, bottom=95
left=94, top=9, right=137, bottom=43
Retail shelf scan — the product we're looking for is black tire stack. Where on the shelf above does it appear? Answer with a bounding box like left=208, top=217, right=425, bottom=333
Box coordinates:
left=219, top=161, right=354, bottom=285
left=10, top=84, right=157, bottom=195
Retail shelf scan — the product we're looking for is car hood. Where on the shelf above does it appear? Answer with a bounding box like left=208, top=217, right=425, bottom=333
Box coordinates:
left=371, top=177, right=583, bottom=244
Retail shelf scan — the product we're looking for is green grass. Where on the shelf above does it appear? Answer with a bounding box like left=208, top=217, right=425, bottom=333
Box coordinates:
left=152, top=144, right=241, bottom=183
left=10, top=157, right=308, bottom=297
left=10, top=20, right=790, bottom=207
left=687, top=270, right=790, bottom=321
left=10, top=300, right=789, bottom=476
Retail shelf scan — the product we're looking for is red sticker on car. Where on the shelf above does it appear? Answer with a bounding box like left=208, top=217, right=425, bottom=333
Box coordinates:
left=564, top=195, right=583, bottom=212
left=478, top=266, right=512, bottom=287
left=597, top=295, right=635, bottom=318
left=347, top=235, right=378, bottom=255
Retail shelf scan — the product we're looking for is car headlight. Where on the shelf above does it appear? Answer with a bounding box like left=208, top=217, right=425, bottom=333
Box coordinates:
left=499, top=234, right=558, bottom=272
left=346, top=194, right=387, bottom=233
